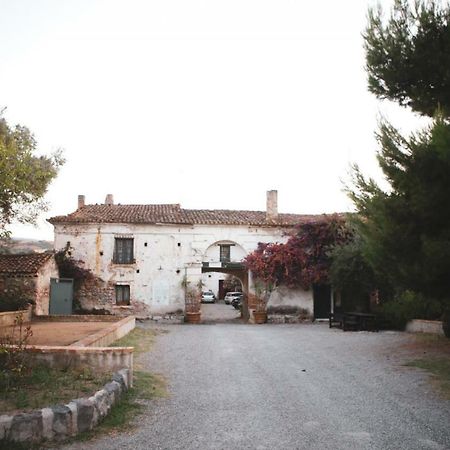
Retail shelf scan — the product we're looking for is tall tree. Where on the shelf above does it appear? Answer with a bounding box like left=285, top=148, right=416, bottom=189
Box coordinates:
left=0, top=112, right=64, bottom=237
left=364, top=0, right=450, bottom=117
left=349, top=116, right=450, bottom=304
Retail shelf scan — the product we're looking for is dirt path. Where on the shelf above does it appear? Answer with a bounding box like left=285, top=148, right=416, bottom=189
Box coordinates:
left=1, top=321, right=111, bottom=346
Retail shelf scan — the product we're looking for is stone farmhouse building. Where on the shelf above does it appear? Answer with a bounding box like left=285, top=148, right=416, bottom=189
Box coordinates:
left=0, top=252, right=58, bottom=316
left=49, top=191, right=333, bottom=318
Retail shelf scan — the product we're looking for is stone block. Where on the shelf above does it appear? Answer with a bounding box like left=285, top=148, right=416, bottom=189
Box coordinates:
left=74, top=398, right=95, bottom=433
left=118, top=368, right=131, bottom=388
left=51, top=405, right=73, bottom=439
left=112, top=371, right=127, bottom=389
left=92, top=389, right=111, bottom=420
left=0, top=415, right=12, bottom=441
left=104, top=381, right=122, bottom=403
left=41, top=408, right=54, bottom=440
left=9, top=411, right=43, bottom=442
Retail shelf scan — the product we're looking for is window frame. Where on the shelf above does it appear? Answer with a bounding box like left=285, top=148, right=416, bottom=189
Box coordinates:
left=113, top=237, right=134, bottom=264
left=115, top=284, right=131, bottom=306
left=219, top=244, right=231, bottom=263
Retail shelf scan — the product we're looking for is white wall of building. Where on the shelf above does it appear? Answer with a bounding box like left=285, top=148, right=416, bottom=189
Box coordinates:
left=267, top=285, right=314, bottom=317
left=53, top=222, right=288, bottom=314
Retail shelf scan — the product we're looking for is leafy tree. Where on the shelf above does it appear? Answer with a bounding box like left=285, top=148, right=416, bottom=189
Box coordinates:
left=0, top=112, right=64, bottom=237
left=329, top=230, right=378, bottom=311
left=364, top=0, right=450, bottom=117
left=348, top=116, right=450, bottom=307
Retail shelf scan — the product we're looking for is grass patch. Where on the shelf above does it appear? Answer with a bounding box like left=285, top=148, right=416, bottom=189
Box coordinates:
left=405, top=358, right=450, bottom=398
left=68, top=369, right=167, bottom=445
left=110, top=327, right=159, bottom=355
left=0, top=366, right=110, bottom=414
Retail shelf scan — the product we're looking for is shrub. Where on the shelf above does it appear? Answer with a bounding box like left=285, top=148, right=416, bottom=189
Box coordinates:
left=0, top=294, right=33, bottom=312
left=0, top=314, right=33, bottom=391
left=379, top=291, right=443, bottom=330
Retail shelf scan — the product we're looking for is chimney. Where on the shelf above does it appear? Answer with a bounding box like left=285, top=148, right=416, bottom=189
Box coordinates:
left=266, top=190, right=278, bottom=222
left=78, top=195, right=85, bottom=209
left=105, top=194, right=114, bottom=205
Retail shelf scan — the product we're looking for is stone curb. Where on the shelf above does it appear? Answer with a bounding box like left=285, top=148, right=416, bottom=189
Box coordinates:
left=0, top=368, right=130, bottom=444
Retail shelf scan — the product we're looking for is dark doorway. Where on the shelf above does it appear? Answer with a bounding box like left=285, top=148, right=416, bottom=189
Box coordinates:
left=313, top=284, right=331, bottom=319
left=218, top=280, right=225, bottom=300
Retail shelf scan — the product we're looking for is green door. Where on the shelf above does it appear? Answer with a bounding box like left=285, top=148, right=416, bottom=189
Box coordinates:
left=50, top=278, right=73, bottom=315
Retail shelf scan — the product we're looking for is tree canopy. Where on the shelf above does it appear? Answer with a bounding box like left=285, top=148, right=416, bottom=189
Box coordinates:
left=349, top=115, right=450, bottom=303
left=364, top=0, right=450, bottom=117
left=0, top=113, right=64, bottom=237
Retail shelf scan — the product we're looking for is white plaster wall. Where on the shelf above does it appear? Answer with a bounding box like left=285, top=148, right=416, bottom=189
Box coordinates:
left=35, top=258, right=59, bottom=315
left=204, top=241, right=247, bottom=263
left=267, top=285, right=314, bottom=316
left=53, top=222, right=289, bottom=314
left=201, top=272, right=225, bottom=298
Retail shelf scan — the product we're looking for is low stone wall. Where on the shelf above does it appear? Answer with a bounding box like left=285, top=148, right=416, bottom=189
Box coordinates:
left=33, top=314, right=119, bottom=322
left=268, top=314, right=312, bottom=324
left=0, top=368, right=131, bottom=445
left=406, top=319, right=444, bottom=336
left=70, top=316, right=135, bottom=347
left=0, top=308, right=32, bottom=328
left=267, top=286, right=314, bottom=317
left=24, top=346, right=134, bottom=379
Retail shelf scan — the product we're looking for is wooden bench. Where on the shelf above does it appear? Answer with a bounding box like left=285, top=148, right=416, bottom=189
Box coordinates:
left=343, top=312, right=378, bottom=332
left=329, top=312, right=344, bottom=329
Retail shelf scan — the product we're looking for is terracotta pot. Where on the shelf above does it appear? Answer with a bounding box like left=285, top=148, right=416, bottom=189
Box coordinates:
left=185, top=311, right=201, bottom=324
left=253, top=311, right=267, bottom=324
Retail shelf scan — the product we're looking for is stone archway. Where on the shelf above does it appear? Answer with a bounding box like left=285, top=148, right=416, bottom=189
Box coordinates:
left=201, top=240, right=250, bottom=321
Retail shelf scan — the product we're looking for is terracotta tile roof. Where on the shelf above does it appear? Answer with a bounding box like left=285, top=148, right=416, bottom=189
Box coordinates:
left=48, top=204, right=327, bottom=227
left=0, top=253, right=54, bottom=276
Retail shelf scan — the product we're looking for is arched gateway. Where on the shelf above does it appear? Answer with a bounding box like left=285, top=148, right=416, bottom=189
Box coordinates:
left=201, top=240, right=250, bottom=321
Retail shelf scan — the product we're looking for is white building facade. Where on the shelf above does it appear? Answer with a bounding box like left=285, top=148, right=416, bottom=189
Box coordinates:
left=49, top=192, right=326, bottom=318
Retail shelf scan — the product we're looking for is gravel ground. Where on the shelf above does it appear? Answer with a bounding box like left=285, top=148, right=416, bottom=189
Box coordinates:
left=64, top=323, right=450, bottom=450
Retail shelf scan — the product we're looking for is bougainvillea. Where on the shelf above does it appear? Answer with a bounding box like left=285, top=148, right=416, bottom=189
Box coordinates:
left=244, top=215, right=351, bottom=290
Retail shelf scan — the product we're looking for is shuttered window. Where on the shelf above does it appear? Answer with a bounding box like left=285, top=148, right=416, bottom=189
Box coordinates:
left=115, top=285, right=130, bottom=305
left=113, top=238, right=134, bottom=264
left=219, top=244, right=231, bottom=263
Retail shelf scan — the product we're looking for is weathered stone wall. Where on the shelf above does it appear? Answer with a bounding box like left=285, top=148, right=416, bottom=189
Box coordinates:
left=0, top=369, right=131, bottom=444
left=0, top=276, right=37, bottom=307
left=0, top=307, right=32, bottom=328
left=76, top=276, right=152, bottom=318
left=406, top=319, right=444, bottom=336
left=69, top=316, right=135, bottom=347
left=24, top=345, right=134, bottom=376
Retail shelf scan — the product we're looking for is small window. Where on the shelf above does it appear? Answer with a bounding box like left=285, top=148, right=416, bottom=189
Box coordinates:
left=219, top=244, right=231, bottom=263
left=115, top=285, right=130, bottom=305
left=113, top=238, right=134, bottom=264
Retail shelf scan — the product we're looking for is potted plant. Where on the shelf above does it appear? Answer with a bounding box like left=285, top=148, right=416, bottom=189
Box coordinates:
left=251, top=281, right=272, bottom=324
left=183, top=276, right=202, bottom=324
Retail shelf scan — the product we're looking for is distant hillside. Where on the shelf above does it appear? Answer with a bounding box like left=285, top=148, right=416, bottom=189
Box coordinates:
left=0, top=238, right=53, bottom=254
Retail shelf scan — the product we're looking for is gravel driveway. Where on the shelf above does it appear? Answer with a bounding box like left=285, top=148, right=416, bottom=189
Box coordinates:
left=64, top=323, right=450, bottom=450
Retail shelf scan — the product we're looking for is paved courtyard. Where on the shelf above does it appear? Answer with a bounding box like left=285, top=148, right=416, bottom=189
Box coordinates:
left=64, top=323, right=450, bottom=450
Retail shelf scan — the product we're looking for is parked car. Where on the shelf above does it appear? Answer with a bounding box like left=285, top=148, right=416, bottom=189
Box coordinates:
left=230, top=294, right=244, bottom=310
left=201, top=291, right=216, bottom=303
left=224, top=291, right=243, bottom=306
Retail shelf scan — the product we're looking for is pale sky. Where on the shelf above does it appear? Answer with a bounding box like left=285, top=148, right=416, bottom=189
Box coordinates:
left=0, top=0, right=427, bottom=241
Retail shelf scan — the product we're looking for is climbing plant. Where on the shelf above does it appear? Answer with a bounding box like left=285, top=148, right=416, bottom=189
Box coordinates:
left=244, top=215, right=351, bottom=290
